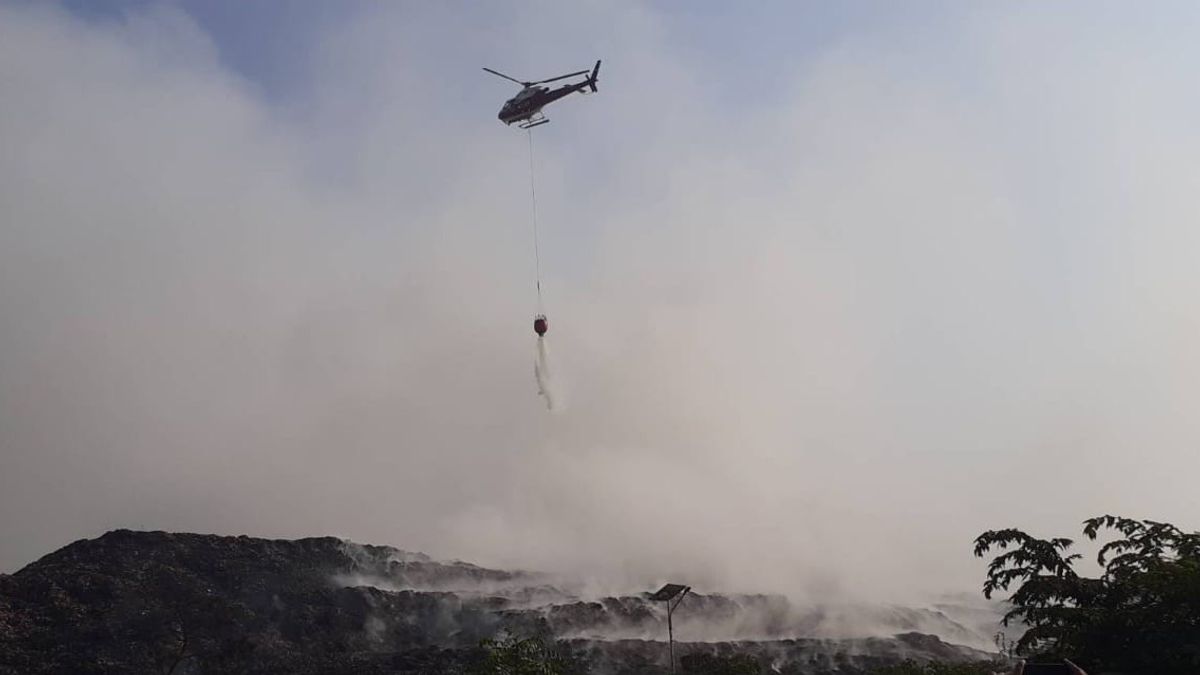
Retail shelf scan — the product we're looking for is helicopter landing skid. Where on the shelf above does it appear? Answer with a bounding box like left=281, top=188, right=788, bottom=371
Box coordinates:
left=519, top=115, right=549, bottom=129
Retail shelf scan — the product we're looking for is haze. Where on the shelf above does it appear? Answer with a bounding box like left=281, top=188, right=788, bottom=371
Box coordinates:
left=3, top=1, right=1200, bottom=604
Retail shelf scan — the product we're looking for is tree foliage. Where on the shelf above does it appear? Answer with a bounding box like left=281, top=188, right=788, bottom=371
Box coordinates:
left=680, top=652, right=762, bottom=674
left=471, top=634, right=573, bottom=675
left=974, top=515, right=1200, bottom=674
left=867, top=660, right=1002, bottom=675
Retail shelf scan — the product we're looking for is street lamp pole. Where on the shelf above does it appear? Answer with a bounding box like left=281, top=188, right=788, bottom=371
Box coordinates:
left=668, top=599, right=674, bottom=672
left=649, top=583, right=691, bottom=675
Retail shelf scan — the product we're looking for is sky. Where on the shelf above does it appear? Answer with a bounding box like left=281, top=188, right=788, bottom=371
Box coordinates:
left=3, top=1, right=1200, bottom=606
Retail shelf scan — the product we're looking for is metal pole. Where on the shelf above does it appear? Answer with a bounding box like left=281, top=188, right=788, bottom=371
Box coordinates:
left=666, top=599, right=675, bottom=675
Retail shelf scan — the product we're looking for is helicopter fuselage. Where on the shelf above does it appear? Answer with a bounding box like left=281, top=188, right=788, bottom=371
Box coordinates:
left=486, top=60, right=599, bottom=128
left=498, top=81, right=589, bottom=126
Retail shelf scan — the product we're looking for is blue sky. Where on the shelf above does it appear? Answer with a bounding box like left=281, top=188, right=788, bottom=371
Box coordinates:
left=58, top=0, right=958, bottom=106
left=62, top=0, right=362, bottom=100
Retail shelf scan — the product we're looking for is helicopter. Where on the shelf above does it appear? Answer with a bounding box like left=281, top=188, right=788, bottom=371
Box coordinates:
left=484, top=60, right=600, bottom=129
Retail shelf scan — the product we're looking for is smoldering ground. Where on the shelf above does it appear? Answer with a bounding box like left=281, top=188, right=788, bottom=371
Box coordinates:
left=3, top=1, right=1200, bottom=615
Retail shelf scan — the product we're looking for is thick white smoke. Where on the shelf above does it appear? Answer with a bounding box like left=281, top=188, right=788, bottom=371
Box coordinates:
left=3, top=2, right=1200, bottom=613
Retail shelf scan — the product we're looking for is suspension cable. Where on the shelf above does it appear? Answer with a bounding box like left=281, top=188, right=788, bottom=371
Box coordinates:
left=527, top=127, right=544, bottom=312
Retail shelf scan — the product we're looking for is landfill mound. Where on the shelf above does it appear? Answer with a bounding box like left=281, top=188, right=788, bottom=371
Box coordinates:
left=0, top=530, right=996, bottom=674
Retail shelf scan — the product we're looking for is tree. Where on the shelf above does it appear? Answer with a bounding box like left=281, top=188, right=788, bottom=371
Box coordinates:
left=974, top=515, right=1200, bottom=674
left=867, top=660, right=1003, bottom=675
left=471, top=634, right=573, bottom=675
left=679, top=652, right=761, bottom=674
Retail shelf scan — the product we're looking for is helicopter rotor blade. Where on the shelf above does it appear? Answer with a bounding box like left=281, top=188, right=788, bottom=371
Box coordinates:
left=532, top=69, right=590, bottom=85
left=483, top=67, right=530, bottom=86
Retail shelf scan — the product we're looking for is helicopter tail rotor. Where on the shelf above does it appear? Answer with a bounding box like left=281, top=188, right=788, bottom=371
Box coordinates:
left=587, top=60, right=600, bottom=93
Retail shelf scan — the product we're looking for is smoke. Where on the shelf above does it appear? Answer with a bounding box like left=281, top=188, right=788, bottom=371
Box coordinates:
left=328, top=540, right=1002, bottom=650
left=3, top=1, right=1200, bottom=616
